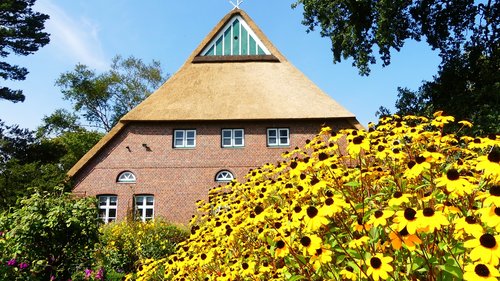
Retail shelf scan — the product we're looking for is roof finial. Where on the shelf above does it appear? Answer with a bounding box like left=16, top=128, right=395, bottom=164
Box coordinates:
left=229, top=0, right=243, bottom=10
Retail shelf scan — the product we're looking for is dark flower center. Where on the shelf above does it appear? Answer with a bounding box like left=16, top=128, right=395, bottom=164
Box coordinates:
left=423, top=207, right=435, bottom=217
left=446, top=169, right=460, bottom=181
left=399, top=227, right=409, bottom=236
left=480, top=234, right=497, bottom=249
left=318, top=152, right=329, bottom=161
left=370, top=257, right=382, bottom=269
left=393, top=148, right=400, bottom=154
left=353, top=136, right=364, bottom=145
left=407, top=160, right=416, bottom=169
left=495, top=208, right=500, bottom=216
left=274, top=222, right=282, bottom=229
left=290, top=161, right=298, bottom=169
left=276, top=240, right=285, bottom=249
left=374, top=210, right=384, bottom=218
left=475, top=264, right=490, bottom=277
left=315, top=248, right=323, bottom=256
left=325, top=198, right=334, bottom=206
left=346, top=266, right=354, bottom=272
left=474, top=138, right=481, bottom=144
left=242, top=263, right=249, bottom=270
left=393, top=191, right=403, bottom=198
left=254, top=205, right=264, bottom=215
left=325, top=190, right=334, bottom=197
left=491, top=185, right=500, bottom=196
left=294, top=206, right=302, bottom=213
left=404, top=208, right=417, bottom=220
left=310, top=177, right=320, bottom=185
left=465, top=216, right=476, bottom=224
left=488, top=149, right=500, bottom=163
left=416, top=155, right=426, bottom=164
left=307, top=206, right=318, bottom=218
left=378, top=145, right=385, bottom=152
left=200, top=254, right=207, bottom=260
left=300, top=236, right=311, bottom=247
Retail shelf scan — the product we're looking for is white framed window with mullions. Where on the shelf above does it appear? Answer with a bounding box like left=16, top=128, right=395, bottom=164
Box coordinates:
left=98, top=195, right=117, bottom=223
left=173, top=129, right=196, bottom=148
left=134, top=195, right=154, bottom=222
left=267, top=128, right=290, bottom=147
left=221, top=129, right=244, bottom=148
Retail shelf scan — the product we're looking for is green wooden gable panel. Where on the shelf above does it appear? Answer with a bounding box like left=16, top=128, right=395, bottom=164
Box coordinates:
left=201, top=16, right=270, bottom=56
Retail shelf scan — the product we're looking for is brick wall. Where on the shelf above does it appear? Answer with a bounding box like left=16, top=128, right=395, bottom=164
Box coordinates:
left=72, top=118, right=354, bottom=224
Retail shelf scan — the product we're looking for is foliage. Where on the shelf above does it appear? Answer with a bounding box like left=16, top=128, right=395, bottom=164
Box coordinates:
left=0, top=189, right=101, bottom=280
left=292, top=0, right=498, bottom=75
left=56, top=55, right=167, bottom=131
left=132, top=112, right=499, bottom=280
left=0, top=0, right=50, bottom=102
left=94, top=220, right=188, bottom=277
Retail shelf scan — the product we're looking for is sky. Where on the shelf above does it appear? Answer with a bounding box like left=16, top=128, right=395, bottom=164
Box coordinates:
left=0, top=0, right=442, bottom=130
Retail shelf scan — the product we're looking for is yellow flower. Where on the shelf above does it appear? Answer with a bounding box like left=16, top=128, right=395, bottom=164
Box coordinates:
left=393, top=208, right=419, bottom=234
left=303, top=205, right=329, bottom=231
left=348, top=236, right=370, bottom=249
left=416, top=207, right=449, bottom=232
left=340, top=266, right=358, bottom=280
left=453, top=216, right=484, bottom=239
left=367, top=209, right=394, bottom=227
left=477, top=206, right=500, bottom=232
left=300, top=234, right=322, bottom=256
left=435, top=168, right=474, bottom=196
left=388, top=191, right=411, bottom=207
left=464, top=234, right=500, bottom=266
left=481, top=185, right=500, bottom=207
left=366, top=253, right=393, bottom=281
left=431, top=111, right=455, bottom=127
left=309, top=245, right=333, bottom=270
left=463, top=263, right=500, bottom=280
left=476, top=149, right=500, bottom=181
left=404, top=156, right=431, bottom=179
left=351, top=217, right=371, bottom=232
left=274, top=238, right=289, bottom=258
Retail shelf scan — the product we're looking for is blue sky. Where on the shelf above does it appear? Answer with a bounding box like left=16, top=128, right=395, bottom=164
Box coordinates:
left=0, top=0, right=441, bottom=130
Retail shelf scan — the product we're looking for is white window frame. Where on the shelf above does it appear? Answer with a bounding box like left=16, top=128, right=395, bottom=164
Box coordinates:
left=117, top=171, right=136, bottom=183
left=173, top=129, right=196, bottom=148
left=134, top=195, right=154, bottom=222
left=267, top=128, right=290, bottom=147
left=215, top=170, right=234, bottom=182
left=221, top=129, right=245, bottom=147
left=98, top=195, right=117, bottom=223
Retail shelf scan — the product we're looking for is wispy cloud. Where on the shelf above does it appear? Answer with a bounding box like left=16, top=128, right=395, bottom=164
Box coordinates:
left=35, top=0, right=108, bottom=70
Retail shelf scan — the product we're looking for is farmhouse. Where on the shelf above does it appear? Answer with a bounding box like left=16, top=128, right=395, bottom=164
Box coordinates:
left=69, top=9, right=363, bottom=224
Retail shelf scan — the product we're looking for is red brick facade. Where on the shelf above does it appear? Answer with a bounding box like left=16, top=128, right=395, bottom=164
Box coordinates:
left=72, top=119, right=354, bottom=223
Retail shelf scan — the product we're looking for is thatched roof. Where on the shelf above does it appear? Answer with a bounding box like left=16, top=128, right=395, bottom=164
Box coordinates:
left=68, top=9, right=361, bottom=178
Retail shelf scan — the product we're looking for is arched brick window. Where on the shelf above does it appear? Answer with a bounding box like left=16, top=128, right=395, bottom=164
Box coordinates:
left=117, top=171, right=136, bottom=183
left=215, top=170, right=234, bottom=183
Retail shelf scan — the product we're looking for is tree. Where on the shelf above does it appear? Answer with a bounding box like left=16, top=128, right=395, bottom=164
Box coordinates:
left=0, top=0, right=50, bottom=102
left=294, top=0, right=499, bottom=134
left=56, top=55, right=167, bottom=131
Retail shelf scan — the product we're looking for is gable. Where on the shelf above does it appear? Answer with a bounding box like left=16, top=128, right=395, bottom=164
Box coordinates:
left=200, top=15, right=270, bottom=57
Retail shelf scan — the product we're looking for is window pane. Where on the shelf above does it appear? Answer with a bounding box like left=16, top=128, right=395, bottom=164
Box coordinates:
left=280, top=137, right=289, bottom=144
left=279, top=129, right=288, bottom=137
left=109, top=196, right=117, bottom=205
left=174, top=139, right=184, bottom=147
left=109, top=209, right=116, bottom=218
left=222, top=130, right=232, bottom=138
left=98, top=209, right=106, bottom=217
left=99, top=197, right=107, bottom=206
left=186, top=131, right=195, bottom=138
left=146, top=196, right=154, bottom=205
left=234, top=138, right=243, bottom=146
left=145, top=209, right=153, bottom=218
left=223, top=139, right=232, bottom=146
left=135, top=196, right=144, bottom=205
left=268, top=129, right=277, bottom=137
left=234, top=130, right=243, bottom=138
left=174, top=131, right=184, bottom=139
left=186, top=139, right=195, bottom=146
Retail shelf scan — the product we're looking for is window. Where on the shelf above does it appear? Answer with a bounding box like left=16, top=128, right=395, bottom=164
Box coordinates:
left=117, top=171, right=136, bottom=183
left=215, top=170, right=234, bottom=182
left=221, top=129, right=244, bottom=147
left=98, top=195, right=117, bottom=223
left=173, top=130, right=196, bottom=148
left=134, top=195, right=154, bottom=222
left=267, top=128, right=290, bottom=147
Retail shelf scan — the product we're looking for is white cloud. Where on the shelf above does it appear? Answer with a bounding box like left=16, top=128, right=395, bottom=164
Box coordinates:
left=35, top=0, right=108, bottom=70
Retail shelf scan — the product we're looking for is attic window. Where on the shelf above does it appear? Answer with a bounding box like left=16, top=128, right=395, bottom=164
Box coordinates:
left=201, top=15, right=270, bottom=56
left=117, top=171, right=136, bottom=183
left=215, top=170, right=234, bottom=183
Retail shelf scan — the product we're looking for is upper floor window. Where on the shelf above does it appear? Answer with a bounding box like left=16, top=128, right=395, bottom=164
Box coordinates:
left=267, top=128, right=290, bottom=147
left=117, top=171, right=136, bottom=183
left=174, top=129, right=196, bottom=148
left=215, top=170, right=234, bottom=183
left=98, top=195, right=117, bottom=223
left=221, top=129, right=244, bottom=147
left=134, top=195, right=154, bottom=222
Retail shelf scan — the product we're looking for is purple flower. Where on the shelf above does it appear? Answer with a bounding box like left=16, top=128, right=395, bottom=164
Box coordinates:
left=7, top=259, right=17, bottom=266
left=19, top=262, right=29, bottom=270
left=95, top=268, right=104, bottom=280
left=84, top=268, right=93, bottom=279
left=50, top=276, right=55, bottom=281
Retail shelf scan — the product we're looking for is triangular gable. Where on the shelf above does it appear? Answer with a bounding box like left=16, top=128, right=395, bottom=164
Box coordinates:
left=199, top=14, right=270, bottom=56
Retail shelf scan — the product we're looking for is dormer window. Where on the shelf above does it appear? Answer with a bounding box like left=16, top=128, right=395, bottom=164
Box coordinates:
left=215, top=170, right=234, bottom=183
left=117, top=171, right=136, bottom=183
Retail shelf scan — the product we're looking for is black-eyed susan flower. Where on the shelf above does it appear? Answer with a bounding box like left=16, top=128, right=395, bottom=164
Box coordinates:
left=478, top=206, right=500, bottom=232
left=367, top=209, right=395, bottom=227
left=416, top=207, right=449, bottom=232
left=347, top=134, right=370, bottom=156
left=351, top=217, right=371, bottom=233
left=481, top=185, right=500, bottom=207
left=300, top=234, right=322, bottom=256
left=239, top=260, right=256, bottom=276
left=476, top=149, right=500, bottom=181
left=319, top=195, right=348, bottom=217
left=404, top=155, right=431, bottom=179
left=348, top=235, right=370, bottom=249
left=463, top=262, right=500, bottom=280
left=303, top=205, right=329, bottom=231
left=453, top=216, right=484, bottom=239
left=393, top=207, right=419, bottom=234
left=464, top=234, right=500, bottom=266
left=366, top=253, right=393, bottom=281
left=340, top=266, right=358, bottom=280
left=388, top=227, right=421, bottom=251
left=431, top=111, right=455, bottom=127
left=274, top=238, right=289, bottom=258
left=388, top=191, right=411, bottom=207
left=435, top=168, right=474, bottom=196
left=309, top=246, right=333, bottom=270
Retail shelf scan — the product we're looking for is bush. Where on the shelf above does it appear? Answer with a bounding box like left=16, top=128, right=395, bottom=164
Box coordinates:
left=0, top=188, right=100, bottom=280
left=133, top=112, right=500, bottom=280
left=95, top=219, right=188, bottom=277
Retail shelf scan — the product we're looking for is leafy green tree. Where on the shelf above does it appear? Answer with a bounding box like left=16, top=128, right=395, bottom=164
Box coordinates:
left=0, top=0, right=50, bottom=102
left=0, top=189, right=101, bottom=280
left=56, top=55, right=167, bottom=131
